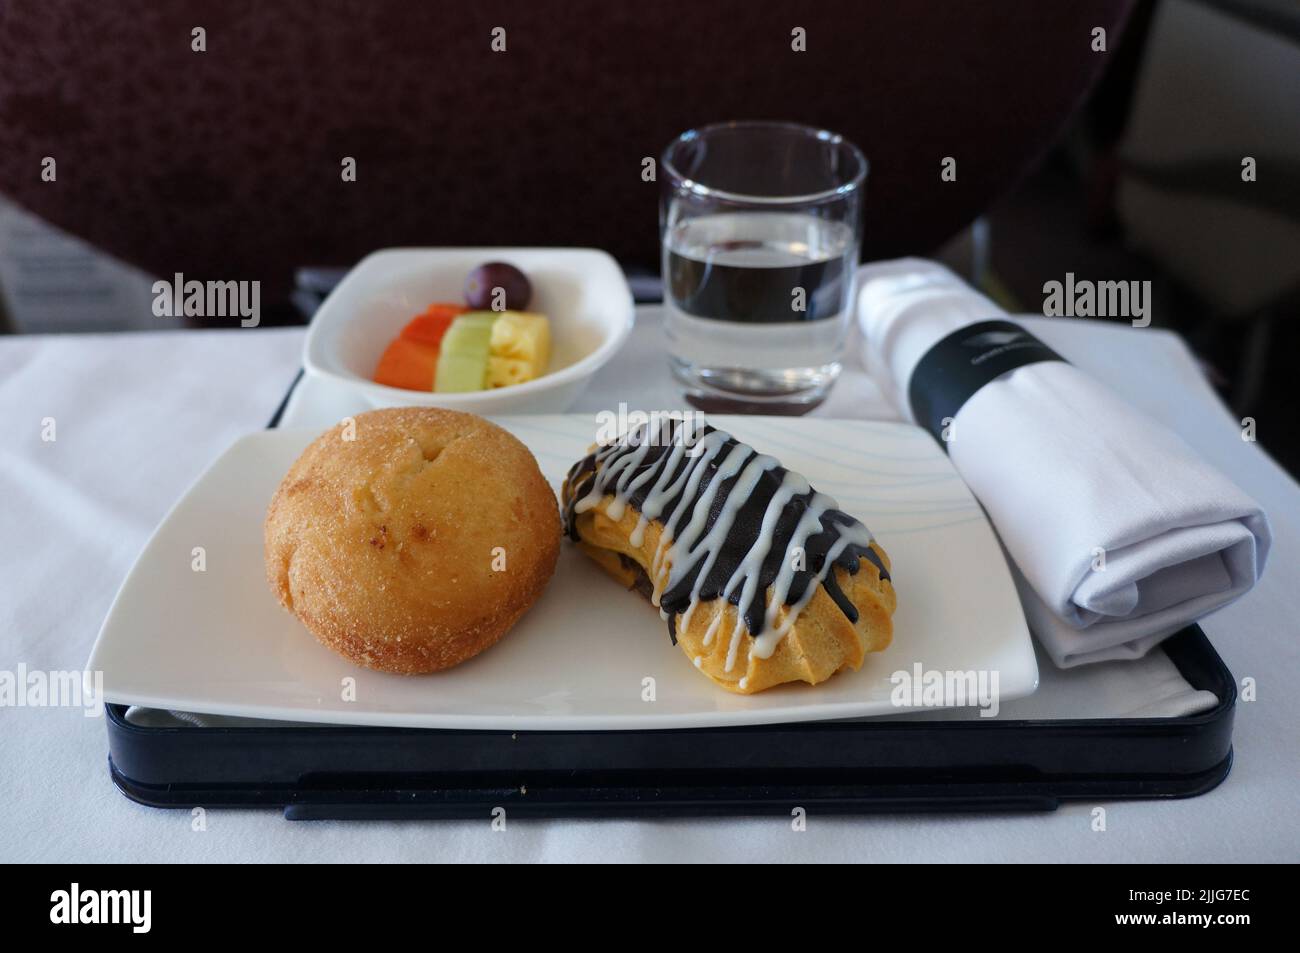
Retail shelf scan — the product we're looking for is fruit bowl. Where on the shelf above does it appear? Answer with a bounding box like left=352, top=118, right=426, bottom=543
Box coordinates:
left=303, top=247, right=635, bottom=414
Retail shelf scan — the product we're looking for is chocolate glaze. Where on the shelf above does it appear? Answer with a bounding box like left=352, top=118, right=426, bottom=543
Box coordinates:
left=619, top=554, right=657, bottom=603
left=564, top=421, right=888, bottom=644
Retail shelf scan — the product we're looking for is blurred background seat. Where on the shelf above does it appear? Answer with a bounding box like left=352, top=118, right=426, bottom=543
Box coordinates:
left=0, top=0, right=1131, bottom=325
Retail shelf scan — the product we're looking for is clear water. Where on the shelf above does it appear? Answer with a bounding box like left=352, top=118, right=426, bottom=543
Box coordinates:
left=663, top=212, right=856, bottom=404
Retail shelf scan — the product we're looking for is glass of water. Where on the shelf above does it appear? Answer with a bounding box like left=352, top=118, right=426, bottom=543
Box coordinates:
left=660, top=121, right=867, bottom=411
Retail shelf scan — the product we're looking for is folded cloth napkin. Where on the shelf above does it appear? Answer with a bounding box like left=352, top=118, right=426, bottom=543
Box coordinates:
left=856, top=258, right=1271, bottom=667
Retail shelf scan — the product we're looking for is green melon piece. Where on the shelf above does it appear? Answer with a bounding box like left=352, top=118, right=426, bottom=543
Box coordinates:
left=434, top=312, right=497, bottom=392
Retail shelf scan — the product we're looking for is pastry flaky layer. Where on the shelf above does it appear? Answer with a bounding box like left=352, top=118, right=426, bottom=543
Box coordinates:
left=564, top=490, right=896, bottom=695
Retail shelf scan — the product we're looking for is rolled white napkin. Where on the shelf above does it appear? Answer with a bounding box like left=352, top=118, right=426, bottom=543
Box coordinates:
left=856, top=258, right=1271, bottom=667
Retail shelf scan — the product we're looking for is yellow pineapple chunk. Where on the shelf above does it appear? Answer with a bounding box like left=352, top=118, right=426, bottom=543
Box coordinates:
left=489, top=311, right=551, bottom=372
left=486, top=356, right=534, bottom=388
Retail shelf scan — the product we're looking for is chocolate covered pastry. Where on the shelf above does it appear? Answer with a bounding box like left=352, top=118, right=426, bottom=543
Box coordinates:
left=562, top=420, right=895, bottom=694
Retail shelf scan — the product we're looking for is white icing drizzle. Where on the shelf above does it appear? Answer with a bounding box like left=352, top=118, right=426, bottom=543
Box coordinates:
left=570, top=422, right=880, bottom=673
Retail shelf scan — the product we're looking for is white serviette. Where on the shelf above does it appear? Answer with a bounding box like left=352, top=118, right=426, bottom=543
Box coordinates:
left=856, top=258, right=1271, bottom=667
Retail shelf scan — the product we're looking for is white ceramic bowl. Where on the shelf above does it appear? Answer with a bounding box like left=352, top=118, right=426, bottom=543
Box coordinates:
left=303, top=247, right=634, bottom=414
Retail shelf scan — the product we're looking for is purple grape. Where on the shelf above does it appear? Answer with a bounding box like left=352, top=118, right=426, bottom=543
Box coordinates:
left=464, top=262, right=532, bottom=311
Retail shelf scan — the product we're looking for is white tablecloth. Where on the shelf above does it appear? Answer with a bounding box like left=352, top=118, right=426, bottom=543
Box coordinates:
left=2, top=309, right=1298, bottom=862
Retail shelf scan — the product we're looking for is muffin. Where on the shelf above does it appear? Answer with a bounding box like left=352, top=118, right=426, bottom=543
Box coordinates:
left=265, top=407, right=560, bottom=673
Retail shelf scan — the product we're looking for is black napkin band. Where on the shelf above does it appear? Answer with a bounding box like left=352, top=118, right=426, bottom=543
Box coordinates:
left=908, top=319, right=1065, bottom=448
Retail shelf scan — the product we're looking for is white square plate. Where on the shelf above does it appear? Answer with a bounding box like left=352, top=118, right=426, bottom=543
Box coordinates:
left=89, top=416, right=1037, bottom=730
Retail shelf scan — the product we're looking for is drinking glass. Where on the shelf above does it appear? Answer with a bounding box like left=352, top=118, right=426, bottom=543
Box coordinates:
left=660, top=121, right=867, bottom=411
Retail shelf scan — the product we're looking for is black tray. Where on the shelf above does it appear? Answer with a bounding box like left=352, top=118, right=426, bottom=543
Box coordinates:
left=102, top=374, right=1238, bottom=819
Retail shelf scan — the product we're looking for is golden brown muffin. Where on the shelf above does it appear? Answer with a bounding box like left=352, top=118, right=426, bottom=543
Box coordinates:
left=265, top=407, right=560, bottom=673
left=562, top=422, right=895, bottom=694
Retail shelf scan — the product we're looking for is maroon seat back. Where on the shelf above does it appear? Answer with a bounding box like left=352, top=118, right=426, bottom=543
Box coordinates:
left=0, top=0, right=1131, bottom=303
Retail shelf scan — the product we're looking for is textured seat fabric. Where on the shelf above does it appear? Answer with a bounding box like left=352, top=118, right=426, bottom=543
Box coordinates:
left=0, top=0, right=1130, bottom=305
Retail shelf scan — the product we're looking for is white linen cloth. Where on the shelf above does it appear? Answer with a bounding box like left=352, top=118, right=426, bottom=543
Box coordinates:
left=3, top=316, right=1299, bottom=861
left=856, top=259, right=1272, bottom=667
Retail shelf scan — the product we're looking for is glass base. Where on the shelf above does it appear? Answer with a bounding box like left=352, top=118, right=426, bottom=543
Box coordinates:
left=670, top=356, right=840, bottom=415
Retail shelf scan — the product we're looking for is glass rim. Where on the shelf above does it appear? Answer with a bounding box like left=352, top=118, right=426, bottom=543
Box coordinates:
left=661, top=120, right=868, bottom=206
